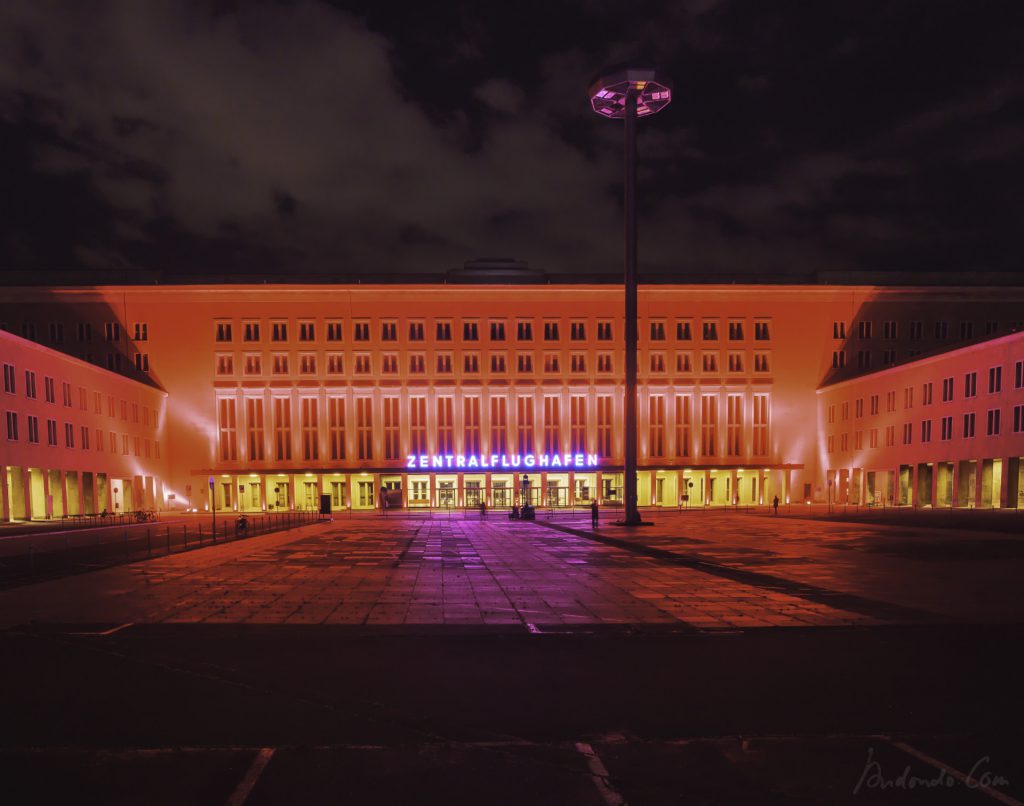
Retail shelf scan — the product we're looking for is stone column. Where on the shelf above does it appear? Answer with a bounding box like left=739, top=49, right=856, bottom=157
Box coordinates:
left=42, top=469, right=53, bottom=519
left=703, top=468, right=712, bottom=506
left=930, top=464, right=940, bottom=509
left=729, top=468, right=738, bottom=506
left=0, top=465, right=9, bottom=522
left=22, top=467, right=34, bottom=520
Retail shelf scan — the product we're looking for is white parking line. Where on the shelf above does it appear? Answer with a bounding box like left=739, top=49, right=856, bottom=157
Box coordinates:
left=575, top=741, right=626, bottom=806
left=886, top=737, right=1023, bottom=806
left=225, top=746, right=275, bottom=806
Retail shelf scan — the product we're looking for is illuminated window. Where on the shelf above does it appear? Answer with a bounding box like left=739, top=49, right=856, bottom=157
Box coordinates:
left=517, top=353, right=533, bottom=373
left=570, top=321, right=586, bottom=340
left=490, top=396, right=507, bottom=453
left=354, top=354, right=371, bottom=374
left=408, top=354, right=425, bottom=374
left=490, top=353, right=507, bottom=373
left=383, top=397, right=400, bottom=459
left=754, top=320, right=770, bottom=341
left=597, top=321, right=613, bottom=341
left=244, top=354, right=262, bottom=375
left=299, top=321, right=315, bottom=341
left=301, top=397, right=319, bottom=461
left=357, top=397, right=373, bottom=459
left=436, top=320, right=452, bottom=341
left=570, top=395, right=586, bottom=454
left=543, top=353, right=560, bottom=373
left=490, top=320, right=506, bottom=341
left=597, top=395, right=613, bottom=458
left=381, top=321, right=397, bottom=341
left=354, top=321, right=370, bottom=341
left=543, top=396, right=560, bottom=454
left=299, top=353, right=317, bottom=375
left=543, top=321, right=560, bottom=341
left=728, top=321, right=744, bottom=340
left=436, top=353, right=452, bottom=374
left=964, top=371, right=977, bottom=398
left=701, top=352, right=718, bottom=373
left=675, top=395, right=691, bottom=458
left=327, top=397, right=345, bottom=460
left=701, top=395, right=718, bottom=457
left=516, top=397, right=534, bottom=454
left=702, top=321, right=718, bottom=340
left=753, top=352, right=769, bottom=373
left=462, top=321, right=479, bottom=341
left=597, top=353, right=613, bottom=373
left=986, top=409, right=1000, bottom=436
left=408, top=321, right=424, bottom=341
left=246, top=398, right=265, bottom=461
left=650, top=321, right=666, bottom=341
left=649, top=395, right=665, bottom=458
left=463, top=353, right=479, bottom=373
left=571, top=353, right=586, bottom=373
left=753, top=394, right=769, bottom=456
left=273, top=398, right=291, bottom=461
left=464, top=397, right=481, bottom=454
left=963, top=412, right=976, bottom=438
left=437, top=397, right=454, bottom=453
left=727, top=352, right=743, bottom=373
left=409, top=397, right=426, bottom=454
left=271, top=321, right=288, bottom=342
left=218, top=398, right=237, bottom=461
left=988, top=366, right=1002, bottom=394
left=676, top=352, right=693, bottom=373
left=381, top=354, right=398, bottom=374
left=517, top=320, right=533, bottom=341
left=272, top=353, right=289, bottom=374
left=327, top=353, right=344, bottom=374
left=326, top=320, right=343, bottom=341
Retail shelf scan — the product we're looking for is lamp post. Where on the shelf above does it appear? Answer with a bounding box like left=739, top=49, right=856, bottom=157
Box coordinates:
left=589, top=66, right=672, bottom=526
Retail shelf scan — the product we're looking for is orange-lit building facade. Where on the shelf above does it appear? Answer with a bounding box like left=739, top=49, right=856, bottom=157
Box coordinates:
left=2, top=281, right=1023, bottom=518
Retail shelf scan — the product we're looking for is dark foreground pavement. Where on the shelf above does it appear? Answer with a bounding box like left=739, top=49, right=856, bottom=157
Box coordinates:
left=2, top=622, right=1022, bottom=805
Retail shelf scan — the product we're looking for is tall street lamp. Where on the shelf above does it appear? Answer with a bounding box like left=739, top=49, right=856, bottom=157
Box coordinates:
left=589, top=66, right=672, bottom=526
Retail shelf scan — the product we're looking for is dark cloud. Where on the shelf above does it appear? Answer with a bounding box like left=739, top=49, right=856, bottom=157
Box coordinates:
left=0, top=0, right=1022, bottom=280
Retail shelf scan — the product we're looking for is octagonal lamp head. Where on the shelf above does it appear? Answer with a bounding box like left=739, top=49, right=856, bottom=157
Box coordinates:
left=589, top=65, right=672, bottom=119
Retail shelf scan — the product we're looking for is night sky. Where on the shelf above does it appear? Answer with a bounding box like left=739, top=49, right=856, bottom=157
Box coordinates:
left=1, top=1, right=1022, bottom=281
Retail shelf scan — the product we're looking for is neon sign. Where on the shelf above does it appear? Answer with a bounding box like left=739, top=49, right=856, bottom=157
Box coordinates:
left=406, top=453, right=600, bottom=470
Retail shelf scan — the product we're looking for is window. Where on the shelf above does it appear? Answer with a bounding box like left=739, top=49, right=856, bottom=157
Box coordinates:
left=132, top=403, right=139, bottom=424
left=490, top=397, right=507, bottom=454
left=650, top=353, right=665, bottom=373
left=354, top=321, right=370, bottom=341
left=24, top=371, right=36, bottom=399
left=543, top=321, right=560, bottom=341
left=218, top=398, right=238, bottom=460
left=462, top=353, right=479, bottom=374
left=435, top=320, right=452, bottom=341
left=988, top=366, right=1002, bottom=394
left=963, top=412, right=976, bottom=438
left=753, top=352, right=770, bottom=373
left=727, top=352, right=744, bottom=373
left=134, top=353, right=149, bottom=372
left=326, top=321, right=343, bottom=342
left=517, top=353, right=533, bottom=373
left=886, top=391, right=896, bottom=412
left=885, top=425, right=895, bottom=447
left=272, top=353, right=289, bottom=374
left=327, top=397, right=345, bottom=460
left=832, top=351, right=846, bottom=368
left=870, top=428, right=879, bottom=448
left=942, top=377, right=954, bottom=402
left=64, top=422, right=74, bottom=448
left=832, top=321, right=846, bottom=340
left=570, top=395, right=586, bottom=453
left=902, top=422, right=912, bottom=445
left=858, top=321, right=873, bottom=339
left=701, top=395, right=717, bottom=457
left=544, top=353, right=560, bottom=374
left=941, top=415, right=953, bottom=441
left=63, top=382, right=73, bottom=407
left=597, top=395, right=613, bottom=457
left=436, top=397, right=453, bottom=453
left=409, top=397, right=426, bottom=454
left=1016, top=360, right=1023, bottom=389
left=299, top=353, right=317, bottom=375
left=702, top=320, right=718, bottom=340
left=408, top=354, right=424, bottom=374
left=986, top=409, right=1000, bottom=436
left=1013, top=404, right=1023, bottom=434
left=935, top=321, right=949, bottom=339
left=246, top=398, right=265, bottom=461
left=650, top=321, right=665, bottom=341
left=381, top=321, right=398, bottom=341
left=909, top=321, right=923, bottom=340
left=244, top=354, right=262, bottom=375
left=327, top=353, right=344, bottom=374
left=408, top=321, right=424, bottom=341
left=961, top=321, right=974, bottom=340
left=883, top=321, right=897, bottom=339
left=677, top=352, right=693, bottom=373
left=2, top=363, right=14, bottom=394
left=132, top=322, right=148, bottom=342
left=964, top=371, right=977, bottom=398
left=598, top=353, right=613, bottom=373
left=597, top=321, right=613, bottom=341
left=543, top=396, right=560, bottom=453
left=490, top=321, right=506, bottom=341
left=517, top=320, right=533, bottom=341
left=701, top=352, right=718, bottom=373
left=903, top=387, right=913, bottom=409
left=648, top=395, right=665, bottom=458
left=570, top=321, right=586, bottom=341
left=753, top=394, right=769, bottom=456
left=274, top=398, right=292, bottom=460
left=516, top=397, right=534, bottom=454
left=435, top=353, right=452, bottom=374
left=675, top=395, right=692, bottom=458
left=857, top=350, right=871, bottom=369
left=382, top=397, right=399, bottom=459
left=216, top=354, right=234, bottom=375
left=381, top=354, right=398, bottom=374
left=870, top=394, right=879, bottom=415
left=922, top=382, right=933, bottom=405
left=728, top=320, right=744, bottom=340
left=357, top=397, right=373, bottom=459
left=570, top=353, right=586, bottom=373
left=78, top=323, right=92, bottom=342
left=841, top=402, right=849, bottom=421
left=27, top=415, right=39, bottom=444
left=244, top=321, right=261, bottom=342
left=855, top=398, right=864, bottom=418
left=47, top=418, right=57, bottom=445
left=299, top=321, right=315, bottom=341
left=754, top=320, right=770, bottom=340
left=461, top=321, right=479, bottom=341
left=271, top=321, right=288, bottom=342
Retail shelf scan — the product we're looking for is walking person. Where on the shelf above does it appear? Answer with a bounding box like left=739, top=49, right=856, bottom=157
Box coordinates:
left=591, top=499, right=599, bottom=529
left=479, top=500, right=487, bottom=519
left=772, top=494, right=779, bottom=516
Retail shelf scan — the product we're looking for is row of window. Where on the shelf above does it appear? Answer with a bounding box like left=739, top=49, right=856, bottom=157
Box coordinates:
left=213, top=318, right=773, bottom=344
left=826, top=362, right=1024, bottom=424
left=2, top=363, right=160, bottom=427
left=214, top=350, right=774, bottom=377
left=831, top=320, right=1018, bottom=341
left=4, top=322, right=148, bottom=343
left=215, top=392, right=771, bottom=464
left=3, top=411, right=162, bottom=458
left=827, top=405, right=1024, bottom=453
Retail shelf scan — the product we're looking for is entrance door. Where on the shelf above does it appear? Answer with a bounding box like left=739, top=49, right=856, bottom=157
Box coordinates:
left=303, top=481, right=318, bottom=510
left=357, top=480, right=374, bottom=508
left=465, top=481, right=482, bottom=507
left=492, top=481, right=510, bottom=507
left=438, top=481, right=455, bottom=508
